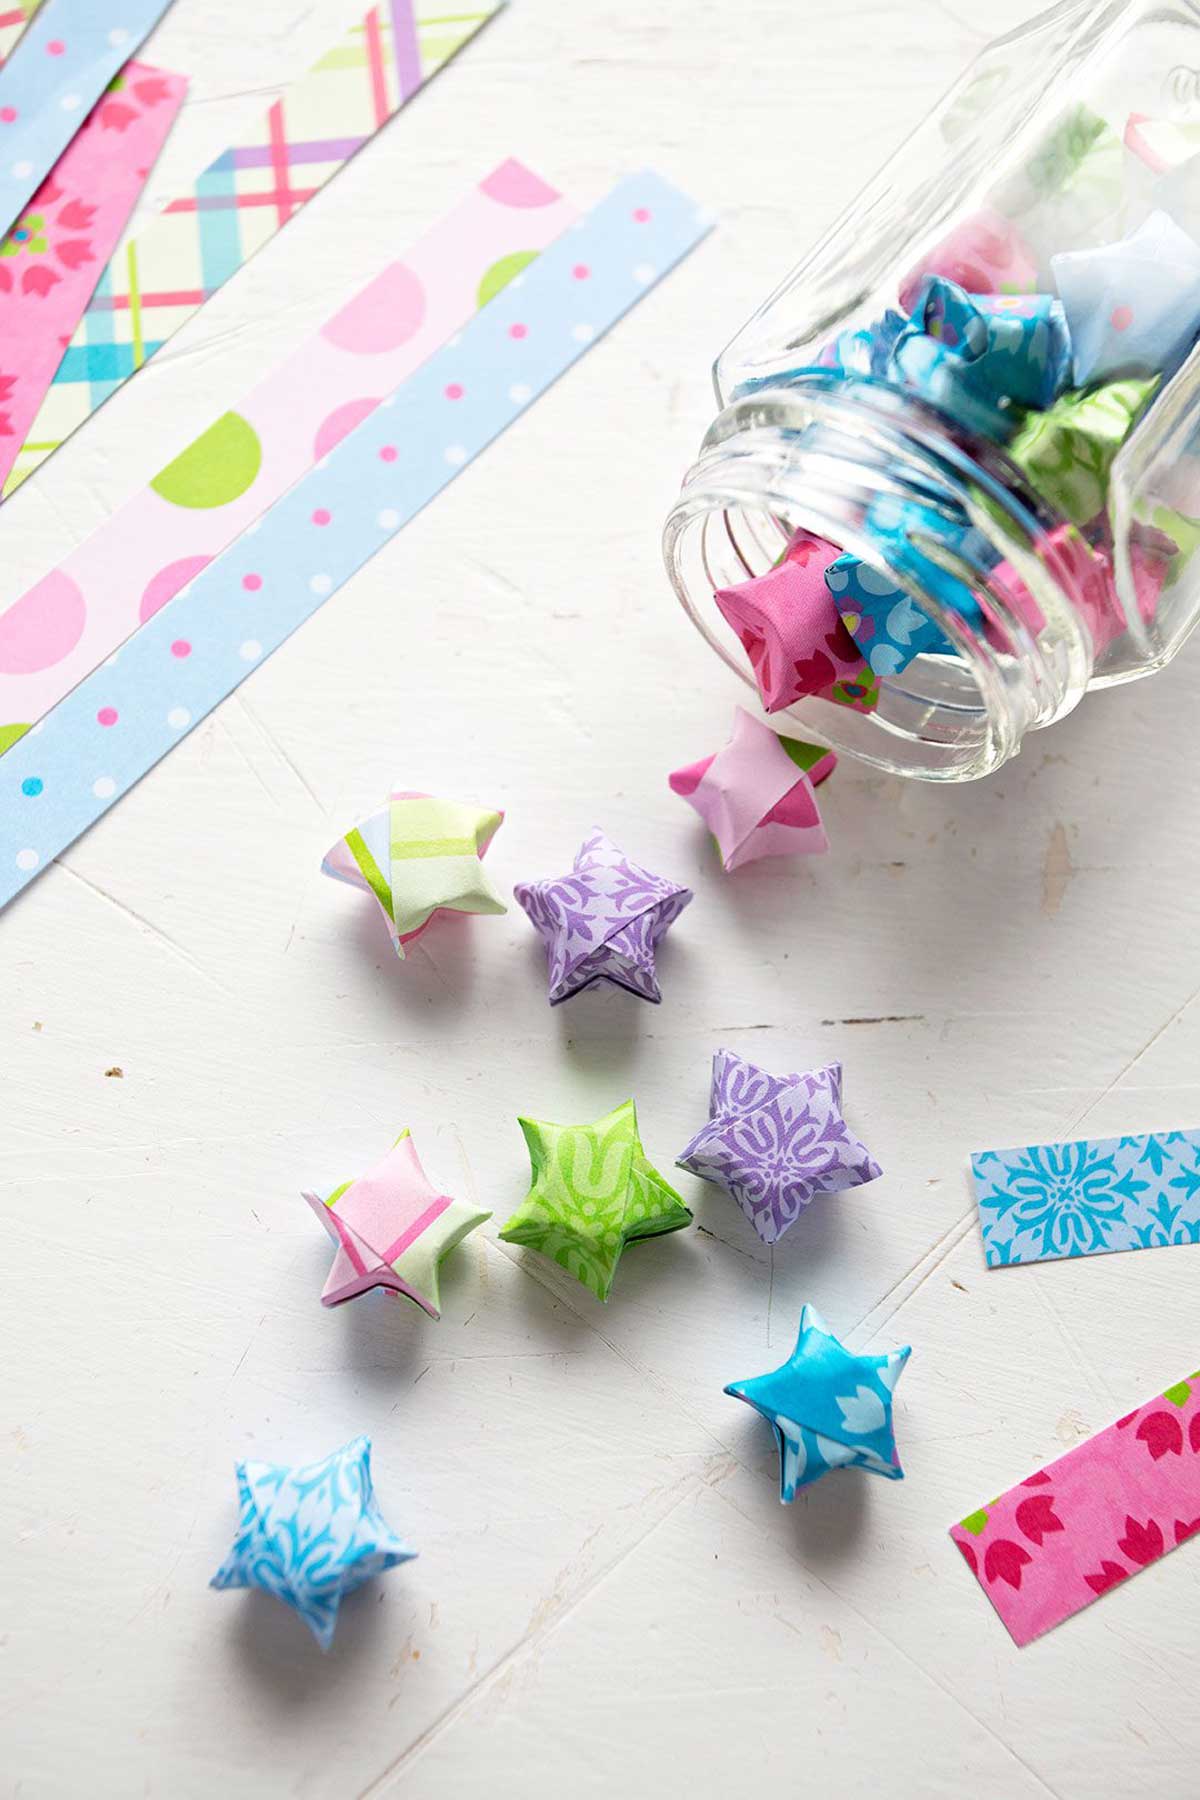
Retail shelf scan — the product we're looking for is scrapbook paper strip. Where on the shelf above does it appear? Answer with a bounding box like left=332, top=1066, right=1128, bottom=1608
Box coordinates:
left=0, top=160, right=576, bottom=748
left=0, top=0, right=175, bottom=237
left=0, top=61, right=186, bottom=491
left=950, top=1369, right=1200, bottom=1646
left=971, top=1129, right=1200, bottom=1267
left=4, top=0, right=502, bottom=495
left=0, top=1, right=43, bottom=68
left=0, top=171, right=712, bottom=905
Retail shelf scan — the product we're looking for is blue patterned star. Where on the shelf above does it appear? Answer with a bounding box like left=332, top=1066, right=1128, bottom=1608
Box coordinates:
left=210, top=1435, right=416, bottom=1649
left=725, top=1305, right=911, bottom=1500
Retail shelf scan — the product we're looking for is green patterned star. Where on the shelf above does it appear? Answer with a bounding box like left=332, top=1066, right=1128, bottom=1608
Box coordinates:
left=499, top=1099, right=692, bottom=1300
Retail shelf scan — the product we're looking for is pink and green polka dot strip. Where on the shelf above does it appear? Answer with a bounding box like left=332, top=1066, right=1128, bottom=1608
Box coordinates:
left=0, top=171, right=713, bottom=904
left=4, top=0, right=502, bottom=495
left=0, top=161, right=578, bottom=748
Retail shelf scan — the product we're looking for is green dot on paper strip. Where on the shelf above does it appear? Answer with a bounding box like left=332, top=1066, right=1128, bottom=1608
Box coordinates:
left=0, top=721, right=30, bottom=754
left=476, top=250, right=538, bottom=310
left=149, top=412, right=263, bottom=510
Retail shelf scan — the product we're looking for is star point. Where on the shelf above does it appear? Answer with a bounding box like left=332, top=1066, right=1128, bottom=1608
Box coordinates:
left=725, top=1305, right=911, bottom=1501
left=499, top=1097, right=692, bottom=1299
left=303, top=1130, right=490, bottom=1317
left=322, top=788, right=506, bottom=959
left=210, top=1435, right=416, bottom=1649
left=677, top=1050, right=882, bottom=1244
left=514, top=829, right=691, bottom=1005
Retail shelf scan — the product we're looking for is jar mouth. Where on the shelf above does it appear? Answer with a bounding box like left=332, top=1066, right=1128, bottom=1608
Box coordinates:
left=664, top=377, right=1096, bottom=780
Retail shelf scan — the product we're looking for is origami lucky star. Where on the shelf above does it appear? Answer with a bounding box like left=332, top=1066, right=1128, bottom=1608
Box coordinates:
left=713, top=533, right=878, bottom=716
left=1052, top=210, right=1200, bottom=386
left=210, top=1435, right=416, bottom=1648
left=725, top=1305, right=911, bottom=1500
left=677, top=1049, right=882, bottom=1245
left=303, top=1129, right=490, bottom=1317
left=668, top=706, right=836, bottom=871
left=515, top=829, right=692, bottom=1005
left=499, top=1098, right=692, bottom=1300
left=322, top=788, right=506, bottom=958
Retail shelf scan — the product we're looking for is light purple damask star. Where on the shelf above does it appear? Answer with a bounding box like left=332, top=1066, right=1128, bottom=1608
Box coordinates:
left=514, top=829, right=693, bottom=1005
left=677, top=1049, right=882, bottom=1244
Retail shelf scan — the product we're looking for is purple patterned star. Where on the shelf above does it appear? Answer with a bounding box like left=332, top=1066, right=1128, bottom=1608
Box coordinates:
left=677, top=1049, right=882, bottom=1244
left=514, top=829, right=693, bottom=1005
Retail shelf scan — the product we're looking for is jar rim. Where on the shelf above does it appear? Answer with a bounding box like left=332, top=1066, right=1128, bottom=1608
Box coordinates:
left=664, top=375, right=1096, bottom=780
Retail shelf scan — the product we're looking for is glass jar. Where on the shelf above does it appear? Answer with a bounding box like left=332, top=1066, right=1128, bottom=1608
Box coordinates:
left=664, top=0, right=1200, bottom=779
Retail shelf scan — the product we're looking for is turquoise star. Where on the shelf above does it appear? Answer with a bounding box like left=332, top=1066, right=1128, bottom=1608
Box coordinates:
left=725, top=1304, right=911, bottom=1500
left=210, top=1436, right=416, bottom=1648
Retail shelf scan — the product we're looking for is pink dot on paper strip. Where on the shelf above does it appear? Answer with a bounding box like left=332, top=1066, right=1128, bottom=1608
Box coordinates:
left=0, top=107, right=16, bottom=123
left=479, top=159, right=561, bottom=208
left=509, top=323, right=527, bottom=340
left=444, top=382, right=464, bottom=400
left=0, top=570, right=85, bottom=674
left=312, top=508, right=331, bottom=526
left=242, top=573, right=262, bottom=592
left=140, top=555, right=212, bottom=623
left=312, top=395, right=378, bottom=461
left=171, top=640, right=191, bottom=658
left=1110, top=304, right=1134, bottom=332
left=97, top=707, right=118, bottom=727
left=633, top=207, right=651, bottom=222
left=320, top=261, right=426, bottom=353
left=47, top=39, right=65, bottom=54
left=379, top=445, right=397, bottom=463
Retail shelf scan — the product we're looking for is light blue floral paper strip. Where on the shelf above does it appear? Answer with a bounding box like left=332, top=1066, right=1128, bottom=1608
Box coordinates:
left=211, top=1435, right=416, bottom=1649
left=971, top=1129, right=1200, bottom=1268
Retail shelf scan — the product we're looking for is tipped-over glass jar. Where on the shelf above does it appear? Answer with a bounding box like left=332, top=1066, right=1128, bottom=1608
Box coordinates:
left=664, top=0, right=1200, bottom=779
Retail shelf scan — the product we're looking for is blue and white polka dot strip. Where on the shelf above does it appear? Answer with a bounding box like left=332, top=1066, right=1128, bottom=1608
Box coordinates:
left=0, top=0, right=176, bottom=237
left=0, top=171, right=712, bottom=907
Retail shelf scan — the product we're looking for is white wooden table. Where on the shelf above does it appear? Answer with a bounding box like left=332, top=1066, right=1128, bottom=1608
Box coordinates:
left=5, top=1, right=1200, bottom=1793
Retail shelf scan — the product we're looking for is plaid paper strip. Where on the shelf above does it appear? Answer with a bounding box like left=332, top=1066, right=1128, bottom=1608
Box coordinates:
left=0, top=1, right=41, bottom=67
left=4, top=0, right=501, bottom=495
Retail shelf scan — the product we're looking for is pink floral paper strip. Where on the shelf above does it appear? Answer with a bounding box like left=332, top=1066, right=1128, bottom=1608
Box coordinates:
left=0, top=61, right=186, bottom=490
left=0, top=161, right=576, bottom=750
left=950, top=1369, right=1200, bottom=1645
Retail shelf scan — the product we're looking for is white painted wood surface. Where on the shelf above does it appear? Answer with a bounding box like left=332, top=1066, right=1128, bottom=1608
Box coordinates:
left=4, top=0, right=1200, bottom=1793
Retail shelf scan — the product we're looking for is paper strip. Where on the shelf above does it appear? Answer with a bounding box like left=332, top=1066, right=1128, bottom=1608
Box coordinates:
left=0, top=1, right=43, bottom=68
left=971, top=1129, right=1200, bottom=1267
left=4, top=0, right=502, bottom=495
left=0, top=61, right=186, bottom=491
left=0, top=160, right=576, bottom=746
left=0, top=171, right=712, bottom=904
left=950, top=1369, right=1200, bottom=1645
left=0, top=0, right=175, bottom=237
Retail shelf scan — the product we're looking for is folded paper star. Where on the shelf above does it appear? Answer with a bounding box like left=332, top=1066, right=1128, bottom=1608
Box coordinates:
left=713, top=532, right=879, bottom=715
left=1009, top=375, right=1159, bottom=525
left=677, top=1049, right=882, bottom=1245
left=515, top=829, right=692, bottom=1005
left=210, top=1435, right=416, bottom=1649
left=303, top=1129, right=490, bottom=1317
left=322, top=788, right=505, bottom=958
left=668, top=707, right=835, bottom=870
left=1052, top=210, right=1200, bottom=386
left=498, top=1098, right=692, bottom=1300
left=725, top=1305, right=911, bottom=1500
left=899, top=207, right=1038, bottom=310
left=823, top=553, right=953, bottom=677
left=889, top=277, right=1071, bottom=439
